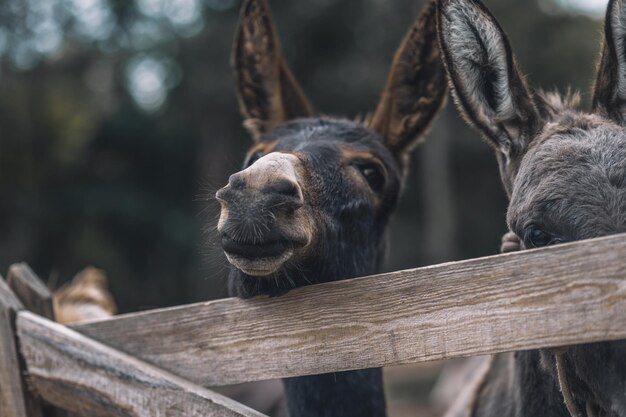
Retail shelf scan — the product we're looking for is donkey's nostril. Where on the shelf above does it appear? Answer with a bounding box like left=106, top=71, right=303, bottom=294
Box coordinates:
left=228, top=173, right=246, bottom=190
left=266, top=179, right=299, bottom=198
left=215, top=187, right=226, bottom=202
left=264, top=179, right=303, bottom=212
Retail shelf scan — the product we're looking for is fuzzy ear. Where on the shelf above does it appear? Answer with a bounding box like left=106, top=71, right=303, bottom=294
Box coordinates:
left=231, top=0, right=314, bottom=140
left=369, top=0, right=448, bottom=171
left=592, top=0, right=626, bottom=126
left=437, top=0, right=540, bottom=194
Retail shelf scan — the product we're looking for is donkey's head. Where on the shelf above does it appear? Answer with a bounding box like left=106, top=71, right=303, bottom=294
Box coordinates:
left=438, top=0, right=626, bottom=246
left=438, top=0, right=626, bottom=413
left=217, top=0, right=446, bottom=297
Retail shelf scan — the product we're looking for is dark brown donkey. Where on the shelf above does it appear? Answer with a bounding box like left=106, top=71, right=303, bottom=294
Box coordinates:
left=215, top=0, right=447, bottom=415
left=438, top=0, right=626, bottom=416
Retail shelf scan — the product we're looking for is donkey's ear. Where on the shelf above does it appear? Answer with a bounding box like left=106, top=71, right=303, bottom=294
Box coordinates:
left=437, top=0, right=540, bottom=193
left=369, top=0, right=448, bottom=169
left=592, top=0, right=626, bottom=126
left=232, top=0, right=314, bottom=140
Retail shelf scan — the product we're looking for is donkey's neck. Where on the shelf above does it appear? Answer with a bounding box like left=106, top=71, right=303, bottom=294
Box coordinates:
left=227, top=239, right=388, bottom=417
left=475, top=351, right=591, bottom=417
left=277, top=245, right=387, bottom=417
left=282, top=369, right=386, bottom=417
left=514, top=351, right=573, bottom=417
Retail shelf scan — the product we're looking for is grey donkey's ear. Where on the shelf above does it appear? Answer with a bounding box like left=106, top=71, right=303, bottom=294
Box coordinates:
left=593, top=0, right=626, bottom=126
left=437, top=0, right=540, bottom=195
left=232, top=0, right=314, bottom=140
left=369, top=0, right=448, bottom=173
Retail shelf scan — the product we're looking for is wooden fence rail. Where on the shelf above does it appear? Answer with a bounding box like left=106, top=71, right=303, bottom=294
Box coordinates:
left=17, top=312, right=266, bottom=417
left=0, top=277, right=39, bottom=417
left=58, top=233, right=626, bottom=386
left=4, top=233, right=626, bottom=417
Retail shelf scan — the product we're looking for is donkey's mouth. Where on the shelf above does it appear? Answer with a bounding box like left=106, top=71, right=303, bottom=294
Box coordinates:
left=221, top=236, right=289, bottom=258
left=225, top=251, right=294, bottom=277
left=221, top=235, right=300, bottom=277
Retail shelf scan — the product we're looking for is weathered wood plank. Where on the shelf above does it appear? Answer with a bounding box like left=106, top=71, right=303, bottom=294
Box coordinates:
left=8, top=264, right=71, bottom=417
left=0, top=277, right=42, bottom=417
left=74, top=233, right=626, bottom=386
left=7, top=263, right=54, bottom=319
left=17, top=311, right=267, bottom=417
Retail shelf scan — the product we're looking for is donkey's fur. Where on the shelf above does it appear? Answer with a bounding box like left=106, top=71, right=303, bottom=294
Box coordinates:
left=438, top=0, right=626, bottom=416
left=217, top=1, right=447, bottom=416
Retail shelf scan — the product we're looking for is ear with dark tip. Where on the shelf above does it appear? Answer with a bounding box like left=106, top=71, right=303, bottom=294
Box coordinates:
left=369, top=0, right=448, bottom=172
left=592, top=0, right=626, bottom=126
left=231, top=0, right=314, bottom=140
left=437, top=0, right=541, bottom=194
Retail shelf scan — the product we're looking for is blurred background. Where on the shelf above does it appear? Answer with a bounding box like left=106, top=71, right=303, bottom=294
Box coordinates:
left=0, top=0, right=609, bottom=414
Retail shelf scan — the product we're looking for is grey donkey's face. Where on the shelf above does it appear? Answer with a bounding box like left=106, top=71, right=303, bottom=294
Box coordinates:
left=437, top=0, right=626, bottom=249
left=509, top=117, right=626, bottom=247
left=438, top=0, right=626, bottom=413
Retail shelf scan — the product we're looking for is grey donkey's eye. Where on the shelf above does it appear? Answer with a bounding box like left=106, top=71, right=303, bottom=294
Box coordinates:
left=523, top=225, right=562, bottom=248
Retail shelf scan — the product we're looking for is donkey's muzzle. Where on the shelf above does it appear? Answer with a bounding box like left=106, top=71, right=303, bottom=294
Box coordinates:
left=215, top=152, right=312, bottom=277
left=216, top=176, right=304, bottom=213
left=216, top=152, right=305, bottom=212
left=216, top=178, right=306, bottom=255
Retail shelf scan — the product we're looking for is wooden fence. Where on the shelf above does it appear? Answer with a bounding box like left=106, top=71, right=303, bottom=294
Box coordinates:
left=2, top=233, right=626, bottom=416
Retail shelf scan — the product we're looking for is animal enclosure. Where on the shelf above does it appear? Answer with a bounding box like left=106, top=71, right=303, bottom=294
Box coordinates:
left=2, top=232, right=626, bottom=416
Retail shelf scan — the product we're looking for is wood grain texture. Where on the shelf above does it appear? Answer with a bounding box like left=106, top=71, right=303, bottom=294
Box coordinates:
left=73, top=233, right=626, bottom=386
left=0, top=277, right=42, bottom=417
left=8, top=264, right=72, bottom=417
left=7, top=263, right=54, bottom=319
left=17, top=312, right=267, bottom=417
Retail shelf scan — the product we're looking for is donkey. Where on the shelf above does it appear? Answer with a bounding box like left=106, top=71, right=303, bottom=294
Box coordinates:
left=215, top=0, right=447, bottom=415
left=437, top=0, right=626, bottom=416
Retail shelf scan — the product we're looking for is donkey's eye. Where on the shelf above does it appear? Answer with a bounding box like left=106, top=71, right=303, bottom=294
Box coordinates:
left=245, top=151, right=265, bottom=168
left=355, top=163, right=386, bottom=194
left=523, top=225, right=562, bottom=248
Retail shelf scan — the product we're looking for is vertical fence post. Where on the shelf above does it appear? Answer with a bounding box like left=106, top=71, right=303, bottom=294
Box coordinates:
left=7, top=264, right=68, bottom=417
left=0, top=276, right=43, bottom=417
left=7, top=263, right=54, bottom=320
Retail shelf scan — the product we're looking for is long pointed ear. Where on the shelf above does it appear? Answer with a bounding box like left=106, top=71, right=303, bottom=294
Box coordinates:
left=231, top=0, right=314, bottom=140
left=369, top=0, right=448, bottom=171
left=592, top=0, right=626, bottom=126
left=437, top=0, right=541, bottom=194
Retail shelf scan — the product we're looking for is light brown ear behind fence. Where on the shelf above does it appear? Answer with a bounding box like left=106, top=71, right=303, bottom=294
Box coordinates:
left=2, top=233, right=626, bottom=416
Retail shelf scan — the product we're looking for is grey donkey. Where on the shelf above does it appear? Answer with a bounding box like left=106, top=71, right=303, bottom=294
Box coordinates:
left=437, top=0, right=626, bottom=416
